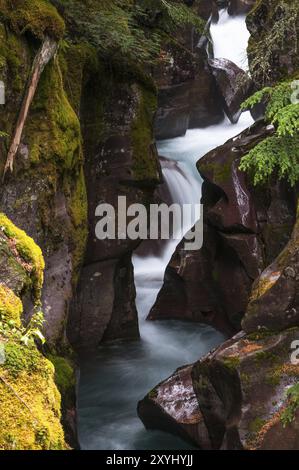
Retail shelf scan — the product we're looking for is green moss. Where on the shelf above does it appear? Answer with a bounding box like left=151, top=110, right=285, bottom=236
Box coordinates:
left=148, top=388, right=158, bottom=400
left=254, top=351, right=279, bottom=365
left=65, top=167, right=88, bottom=282
left=249, top=417, right=267, bottom=434
left=59, top=41, right=98, bottom=115
left=199, top=157, right=233, bottom=185
left=131, top=85, right=159, bottom=182
left=0, top=213, right=45, bottom=301
left=240, top=372, right=251, bottom=386
left=47, top=354, right=75, bottom=408
left=0, top=26, right=24, bottom=93
left=265, top=369, right=281, bottom=387
left=3, top=342, right=41, bottom=378
left=0, top=0, right=65, bottom=40
left=222, top=355, right=241, bottom=370
left=247, top=330, right=276, bottom=341
left=281, top=383, right=299, bottom=427
left=0, top=284, right=22, bottom=326
left=29, top=59, right=82, bottom=171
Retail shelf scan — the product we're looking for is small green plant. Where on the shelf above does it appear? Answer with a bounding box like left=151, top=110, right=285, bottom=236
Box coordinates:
left=281, top=383, right=299, bottom=426
left=21, top=308, right=45, bottom=347
left=240, top=80, right=299, bottom=186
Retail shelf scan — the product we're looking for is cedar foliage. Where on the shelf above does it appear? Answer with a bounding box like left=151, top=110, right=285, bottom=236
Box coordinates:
left=51, top=0, right=204, bottom=65
left=240, top=81, right=299, bottom=186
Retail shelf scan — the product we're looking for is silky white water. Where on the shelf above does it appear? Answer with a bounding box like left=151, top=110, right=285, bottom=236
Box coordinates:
left=210, top=9, right=251, bottom=70
left=78, top=11, right=254, bottom=450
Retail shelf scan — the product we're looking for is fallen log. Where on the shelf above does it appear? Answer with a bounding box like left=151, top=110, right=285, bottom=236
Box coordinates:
left=3, top=36, right=58, bottom=180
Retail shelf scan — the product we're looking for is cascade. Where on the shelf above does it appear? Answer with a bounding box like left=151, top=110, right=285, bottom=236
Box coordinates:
left=78, top=10, right=254, bottom=450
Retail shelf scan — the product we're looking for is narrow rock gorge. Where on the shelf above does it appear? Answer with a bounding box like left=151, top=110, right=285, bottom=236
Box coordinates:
left=0, top=0, right=298, bottom=452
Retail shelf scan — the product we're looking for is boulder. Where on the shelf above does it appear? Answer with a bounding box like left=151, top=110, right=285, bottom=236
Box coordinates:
left=140, top=326, right=299, bottom=449
left=208, top=58, right=252, bottom=123
left=192, top=328, right=299, bottom=449
left=138, top=364, right=211, bottom=448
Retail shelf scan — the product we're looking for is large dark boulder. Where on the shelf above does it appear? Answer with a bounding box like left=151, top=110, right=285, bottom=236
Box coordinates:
left=208, top=58, right=252, bottom=124
left=138, top=364, right=211, bottom=448
left=139, top=325, right=299, bottom=449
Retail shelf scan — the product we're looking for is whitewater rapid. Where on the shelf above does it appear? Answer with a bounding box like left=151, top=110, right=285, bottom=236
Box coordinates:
left=78, top=10, right=254, bottom=450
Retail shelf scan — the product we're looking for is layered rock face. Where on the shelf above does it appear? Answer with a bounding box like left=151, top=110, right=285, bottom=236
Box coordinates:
left=68, top=68, right=160, bottom=351
left=149, top=121, right=296, bottom=334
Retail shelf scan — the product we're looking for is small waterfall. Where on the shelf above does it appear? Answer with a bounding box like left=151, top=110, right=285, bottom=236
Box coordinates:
left=133, top=158, right=201, bottom=321
left=210, top=8, right=251, bottom=70
left=78, top=10, right=254, bottom=450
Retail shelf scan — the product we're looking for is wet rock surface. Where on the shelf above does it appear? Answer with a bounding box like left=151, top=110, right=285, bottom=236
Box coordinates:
left=150, top=121, right=296, bottom=334
left=138, top=364, right=211, bottom=448
left=140, top=324, right=299, bottom=449
left=208, top=58, right=252, bottom=123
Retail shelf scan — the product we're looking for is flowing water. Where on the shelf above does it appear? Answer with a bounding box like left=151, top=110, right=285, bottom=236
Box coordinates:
left=78, top=10, right=254, bottom=450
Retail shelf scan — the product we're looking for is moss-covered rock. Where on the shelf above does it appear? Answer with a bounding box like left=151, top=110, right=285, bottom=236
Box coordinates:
left=0, top=284, right=23, bottom=326
left=0, top=213, right=45, bottom=302
left=0, top=340, right=67, bottom=450
left=0, top=14, right=88, bottom=347
left=0, top=215, right=67, bottom=450
left=0, top=0, right=65, bottom=40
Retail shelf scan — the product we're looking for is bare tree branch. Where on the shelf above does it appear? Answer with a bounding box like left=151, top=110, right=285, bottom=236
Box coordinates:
left=3, top=36, right=58, bottom=181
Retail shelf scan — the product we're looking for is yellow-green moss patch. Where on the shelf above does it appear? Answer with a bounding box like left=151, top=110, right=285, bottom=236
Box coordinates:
left=0, top=339, right=67, bottom=450
left=0, top=284, right=22, bottom=326
left=0, top=213, right=45, bottom=301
